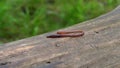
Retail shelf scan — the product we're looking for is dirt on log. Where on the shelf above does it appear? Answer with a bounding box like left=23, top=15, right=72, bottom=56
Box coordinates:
left=0, top=6, right=120, bottom=68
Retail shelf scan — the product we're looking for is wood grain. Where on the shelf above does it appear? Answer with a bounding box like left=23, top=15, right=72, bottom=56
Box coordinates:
left=0, top=5, right=120, bottom=68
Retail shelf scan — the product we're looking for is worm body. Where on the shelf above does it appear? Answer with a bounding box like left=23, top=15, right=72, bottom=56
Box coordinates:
left=47, top=34, right=63, bottom=38
left=57, top=30, right=83, bottom=34
left=47, top=30, right=84, bottom=38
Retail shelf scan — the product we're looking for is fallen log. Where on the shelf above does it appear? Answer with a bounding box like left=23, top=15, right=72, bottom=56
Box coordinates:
left=0, top=5, right=120, bottom=68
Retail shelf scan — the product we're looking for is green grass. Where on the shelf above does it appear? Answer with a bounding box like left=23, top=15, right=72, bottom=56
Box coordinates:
left=0, top=0, right=119, bottom=43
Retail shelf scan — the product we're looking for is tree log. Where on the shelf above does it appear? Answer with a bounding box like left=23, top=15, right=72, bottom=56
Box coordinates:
left=0, top=6, right=120, bottom=68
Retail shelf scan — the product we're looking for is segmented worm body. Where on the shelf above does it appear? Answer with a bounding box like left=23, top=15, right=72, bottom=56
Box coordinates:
left=47, top=30, right=84, bottom=38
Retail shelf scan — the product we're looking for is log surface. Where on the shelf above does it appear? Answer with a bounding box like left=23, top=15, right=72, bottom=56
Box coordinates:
left=0, top=6, right=120, bottom=68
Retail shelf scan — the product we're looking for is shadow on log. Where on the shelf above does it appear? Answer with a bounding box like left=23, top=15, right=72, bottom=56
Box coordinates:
left=0, top=5, right=120, bottom=68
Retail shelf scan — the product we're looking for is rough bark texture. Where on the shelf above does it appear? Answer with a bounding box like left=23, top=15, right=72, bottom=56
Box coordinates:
left=0, top=6, right=120, bottom=68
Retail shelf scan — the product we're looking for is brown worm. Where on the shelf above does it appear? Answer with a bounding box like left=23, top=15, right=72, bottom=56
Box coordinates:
left=57, top=30, right=83, bottom=34
left=47, top=30, right=84, bottom=38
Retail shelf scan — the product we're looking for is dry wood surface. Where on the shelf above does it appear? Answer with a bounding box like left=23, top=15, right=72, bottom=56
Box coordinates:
left=0, top=6, right=120, bottom=68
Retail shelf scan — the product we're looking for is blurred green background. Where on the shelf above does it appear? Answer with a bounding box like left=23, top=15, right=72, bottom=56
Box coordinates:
left=0, top=0, right=119, bottom=44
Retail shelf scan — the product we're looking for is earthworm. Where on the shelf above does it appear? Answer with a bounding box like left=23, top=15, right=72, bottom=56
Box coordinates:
left=57, top=30, right=83, bottom=34
left=47, top=30, right=84, bottom=38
